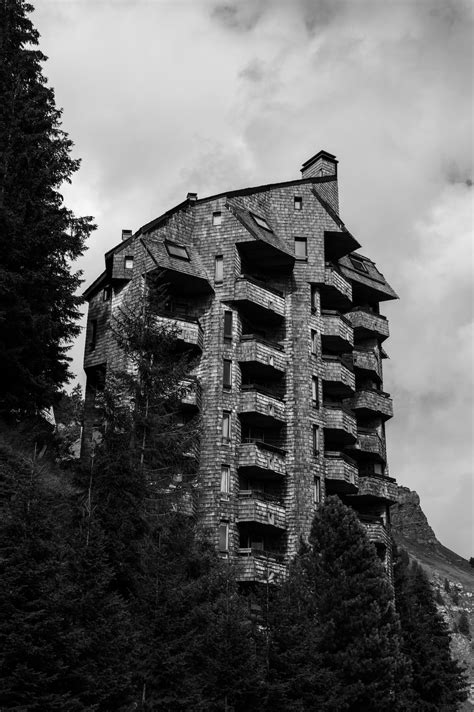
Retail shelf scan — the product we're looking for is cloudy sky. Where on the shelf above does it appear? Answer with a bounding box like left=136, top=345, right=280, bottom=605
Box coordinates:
left=33, top=0, right=473, bottom=558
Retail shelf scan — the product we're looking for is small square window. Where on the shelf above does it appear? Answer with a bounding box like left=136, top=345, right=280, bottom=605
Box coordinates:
left=213, top=211, right=222, bottom=226
left=222, top=411, right=231, bottom=440
left=374, top=463, right=384, bottom=476
left=124, top=256, right=134, bottom=269
left=313, top=477, right=321, bottom=504
left=221, top=465, right=230, bottom=494
left=294, top=237, right=307, bottom=259
left=312, top=424, right=320, bottom=455
left=223, top=359, right=232, bottom=389
left=349, top=256, right=368, bottom=273
left=218, top=522, right=229, bottom=552
left=215, top=255, right=223, bottom=283
left=294, top=196, right=302, bottom=210
left=223, top=311, right=233, bottom=340
left=165, top=241, right=190, bottom=260
left=250, top=212, right=273, bottom=232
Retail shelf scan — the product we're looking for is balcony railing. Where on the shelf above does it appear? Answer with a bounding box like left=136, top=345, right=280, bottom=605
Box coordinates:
left=233, top=277, right=285, bottom=322
left=321, top=311, right=354, bottom=353
left=322, top=356, right=355, bottom=395
left=238, top=440, right=286, bottom=477
left=322, top=404, right=357, bottom=445
left=351, top=389, right=393, bottom=421
left=239, top=387, right=285, bottom=425
left=356, top=475, right=398, bottom=503
left=154, top=314, right=203, bottom=351
left=318, top=263, right=353, bottom=311
left=353, top=349, right=382, bottom=380
left=235, top=549, right=287, bottom=583
left=359, top=517, right=390, bottom=548
left=180, top=379, right=202, bottom=410
left=237, top=495, right=286, bottom=529
left=145, top=489, right=196, bottom=518
left=238, top=337, right=286, bottom=375
left=349, top=429, right=386, bottom=461
left=324, top=451, right=358, bottom=493
left=346, top=308, right=389, bottom=342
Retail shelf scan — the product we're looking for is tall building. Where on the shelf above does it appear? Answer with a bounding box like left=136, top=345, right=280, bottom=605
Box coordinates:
left=82, top=150, right=399, bottom=583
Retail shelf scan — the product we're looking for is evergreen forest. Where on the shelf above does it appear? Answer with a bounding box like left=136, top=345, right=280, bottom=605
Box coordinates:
left=0, top=1, right=468, bottom=710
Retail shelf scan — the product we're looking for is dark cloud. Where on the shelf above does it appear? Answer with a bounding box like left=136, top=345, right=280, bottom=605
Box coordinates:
left=211, top=1, right=267, bottom=32
left=301, top=0, right=348, bottom=35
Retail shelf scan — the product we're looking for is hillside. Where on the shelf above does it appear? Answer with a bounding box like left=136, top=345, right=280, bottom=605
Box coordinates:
left=392, top=486, right=474, bottom=708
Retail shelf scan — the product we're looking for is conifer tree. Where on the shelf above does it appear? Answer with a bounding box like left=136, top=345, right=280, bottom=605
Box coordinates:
left=394, top=547, right=468, bottom=711
left=0, top=0, right=95, bottom=413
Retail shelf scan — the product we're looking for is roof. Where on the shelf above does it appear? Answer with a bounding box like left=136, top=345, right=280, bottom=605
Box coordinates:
left=339, top=254, right=398, bottom=301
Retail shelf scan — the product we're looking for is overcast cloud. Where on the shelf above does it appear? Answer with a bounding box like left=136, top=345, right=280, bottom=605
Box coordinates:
left=33, top=0, right=473, bottom=557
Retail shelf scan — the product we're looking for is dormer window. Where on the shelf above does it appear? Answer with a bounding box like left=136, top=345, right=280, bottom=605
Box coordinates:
left=349, top=256, right=368, bottom=273
left=124, top=256, right=134, bottom=269
left=165, top=241, right=190, bottom=261
left=250, top=212, right=273, bottom=232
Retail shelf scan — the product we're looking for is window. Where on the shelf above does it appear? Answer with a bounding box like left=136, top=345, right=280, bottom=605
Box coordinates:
left=213, top=211, right=222, bottom=226
left=90, top=319, right=97, bottom=351
left=223, top=311, right=233, bottom=340
left=218, top=522, right=229, bottom=552
left=223, top=359, right=232, bottom=389
left=250, top=212, right=273, bottom=232
left=220, top=465, right=230, bottom=494
left=313, top=477, right=321, bottom=504
left=311, top=330, right=318, bottom=355
left=165, top=241, right=189, bottom=260
left=124, top=256, right=134, bottom=269
left=294, top=196, right=302, bottom=210
left=222, top=411, right=231, bottom=440
left=102, top=287, right=111, bottom=302
left=294, top=237, right=307, bottom=259
left=215, top=255, right=223, bottom=283
left=349, top=256, right=368, bottom=273
left=311, top=289, right=318, bottom=313
left=312, top=424, right=320, bottom=455
left=312, top=377, right=319, bottom=407
left=374, top=463, right=384, bottom=476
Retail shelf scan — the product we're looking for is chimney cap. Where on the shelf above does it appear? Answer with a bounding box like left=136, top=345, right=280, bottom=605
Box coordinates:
left=301, top=149, right=338, bottom=172
left=121, top=229, right=133, bottom=241
left=187, top=192, right=198, bottom=202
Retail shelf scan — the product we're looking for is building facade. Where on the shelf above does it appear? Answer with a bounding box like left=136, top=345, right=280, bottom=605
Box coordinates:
left=82, top=150, right=398, bottom=583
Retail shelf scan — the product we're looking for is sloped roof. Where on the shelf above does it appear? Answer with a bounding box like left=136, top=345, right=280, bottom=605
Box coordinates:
left=226, top=198, right=295, bottom=259
left=339, top=253, right=398, bottom=301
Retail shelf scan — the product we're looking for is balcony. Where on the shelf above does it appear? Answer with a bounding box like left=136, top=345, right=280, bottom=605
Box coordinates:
left=359, top=516, right=390, bottom=549
left=346, top=308, right=389, bottom=342
left=145, top=489, right=195, bottom=518
left=238, top=492, right=286, bottom=530
left=354, top=475, right=398, bottom=503
left=238, top=440, right=286, bottom=479
left=239, top=387, right=285, bottom=427
left=322, top=356, right=355, bottom=397
left=348, top=429, right=386, bottom=462
left=321, top=311, right=354, bottom=354
left=324, top=451, right=358, bottom=494
left=351, top=389, right=393, bottom=421
left=322, top=404, right=357, bottom=446
left=237, top=335, right=285, bottom=380
left=154, top=314, right=203, bottom=351
left=318, top=263, right=353, bottom=311
left=233, top=276, right=285, bottom=325
left=180, top=379, right=201, bottom=411
left=235, top=549, right=287, bottom=583
left=353, top=348, right=382, bottom=381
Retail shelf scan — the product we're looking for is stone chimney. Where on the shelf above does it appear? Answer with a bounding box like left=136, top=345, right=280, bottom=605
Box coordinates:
left=187, top=192, right=198, bottom=202
left=301, top=150, right=338, bottom=179
left=121, top=229, right=132, bottom=241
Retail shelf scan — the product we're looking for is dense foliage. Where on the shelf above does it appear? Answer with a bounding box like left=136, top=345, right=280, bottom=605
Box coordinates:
left=0, top=0, right=95, bottom=413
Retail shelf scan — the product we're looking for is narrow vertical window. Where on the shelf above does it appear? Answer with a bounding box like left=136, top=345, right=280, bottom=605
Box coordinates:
left=213, top=211, right=222, bottom=226
left=222, top=411, right=231, bottom=440
left=215, top=255, right=223, bottom=283
left=313, top=477, right=321, bottom=503
left=90, top=319, right=97, bottom=351
left=294, top=196, right=302, bottom=210
left=311, top=330, right=318, bottom=355
left=220, top=465, right=230, bottom=494
left=103, top=287, right=111, bottom=302
left=218, top=522, right=229, bottom=552
left=311, top=289, right=318, bottom=313
left=312, top=424, right=320, bottom=455
left=294, top=237, right=307, bottom=259
left=223, top=359, right=232, bottom=389
left=223, top=311, right=233, bottom=340
left=124, top=256, right=134, bottom=269
left=312, top=376, right=319, bottom=407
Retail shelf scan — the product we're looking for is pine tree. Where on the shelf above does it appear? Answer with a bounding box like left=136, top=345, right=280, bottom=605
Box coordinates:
left=0, top=0, right=95, bottom=413
left=394, top=548, right=468, bottom=710
left=305, top=497, right=412, bottom=711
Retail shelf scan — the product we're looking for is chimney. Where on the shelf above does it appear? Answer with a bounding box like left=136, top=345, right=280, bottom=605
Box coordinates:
left=301, top=150, right=338, bottom=179
left=121, top=229, right=132, bottom=241
left=187, top=192, right=198, bottom=202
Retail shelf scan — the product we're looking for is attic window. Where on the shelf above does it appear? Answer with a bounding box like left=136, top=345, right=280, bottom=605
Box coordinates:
left=124, top=256, right=134, bottom=269
left=294, top=196, right=302, bottom=210
left=350, top=257, right=368, bottom=273
left=250, top=212, right=273, bottom=232
left=165, top=241, right=190, bottom=261
left=213, top=211, right=222, bottom=226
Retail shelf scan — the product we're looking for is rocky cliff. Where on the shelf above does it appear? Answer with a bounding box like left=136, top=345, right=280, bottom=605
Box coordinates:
left=391, top=485, right=474, bottom=709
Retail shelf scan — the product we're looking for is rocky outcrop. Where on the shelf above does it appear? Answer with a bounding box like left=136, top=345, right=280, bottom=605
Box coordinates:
left=391, top=485, right=437, bottom=544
